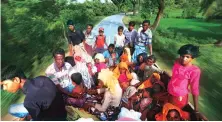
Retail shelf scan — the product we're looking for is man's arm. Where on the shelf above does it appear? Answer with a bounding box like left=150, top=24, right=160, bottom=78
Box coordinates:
left=148, top=44, right=152, bottom=55
left=69, top=44, right=73, bottom=56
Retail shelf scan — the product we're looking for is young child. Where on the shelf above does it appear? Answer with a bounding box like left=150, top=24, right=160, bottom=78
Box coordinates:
left=114, top=26, right=125, bottom=56
left=103, top=44, right=119, bottom=68
left=143, top=55, right=163, bottom=81
left=94, top=27, right=108, bottom=53
left=66, top=73, right=86, bottom=108
left=120, top=47, right=131, bottom=63
left=167, top=44, right=201, bottom=114
left=113, top=62, right=133, bottom=90
left=94, top=53, right=107, bottom=72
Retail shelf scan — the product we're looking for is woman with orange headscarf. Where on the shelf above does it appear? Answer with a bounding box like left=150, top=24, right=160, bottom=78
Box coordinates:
left=113, top=62, right=133, bottom=90
left=137, top=73, right=160, bottom=90
left=155, top=103, right=190, bottom=121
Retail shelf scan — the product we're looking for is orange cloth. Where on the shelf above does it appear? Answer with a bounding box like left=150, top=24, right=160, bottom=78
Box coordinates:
left=113, top=62, right=133, bottom=81
left=96, top=35, right=105, bottom=48
left=138, top=73, right=160, bottom=89
left=120, top=54, right=129, bottom=63
left=155, top=103, right=190, bottom=121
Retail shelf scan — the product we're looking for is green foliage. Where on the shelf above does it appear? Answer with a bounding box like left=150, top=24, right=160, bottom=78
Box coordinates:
left=1, top=0, right=111, bottom=118
left=201, top=0, right=222, bottom=19
left=181, top=0, right=200, bottom=18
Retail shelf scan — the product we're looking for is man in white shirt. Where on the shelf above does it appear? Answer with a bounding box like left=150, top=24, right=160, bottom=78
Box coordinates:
left=45, top=48, right=73, bottom=94
left=114, top=26, right=125, bottom=56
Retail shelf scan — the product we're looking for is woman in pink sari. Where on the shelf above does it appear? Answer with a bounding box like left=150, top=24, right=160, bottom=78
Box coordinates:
left=167, top=44, right=201, bottom=118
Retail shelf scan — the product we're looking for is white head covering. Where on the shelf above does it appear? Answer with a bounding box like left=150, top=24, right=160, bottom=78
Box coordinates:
left=94, top=53, right=105, bottom=63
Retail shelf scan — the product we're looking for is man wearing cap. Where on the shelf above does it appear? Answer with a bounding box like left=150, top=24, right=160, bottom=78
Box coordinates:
left=67, top=20, right=86, bottom=56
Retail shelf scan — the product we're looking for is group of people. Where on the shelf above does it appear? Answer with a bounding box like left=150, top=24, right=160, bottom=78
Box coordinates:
left=1, top=19, right=202, bottom=121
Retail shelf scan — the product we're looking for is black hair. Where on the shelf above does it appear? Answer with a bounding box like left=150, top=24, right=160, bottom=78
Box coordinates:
left=71, top=73, right=83, bottom=85
left=177, top=44, right=200, bottom=58
left=136, top=53, right=148, bottom=64
left=65, top=56, right=75, bottom=67
left=93, top=72, right=99, bottom=86
left=147, top=55, right=157, bottom=63
left=87, top=24, right=93, bottom=28
left=1, top=65, right=26, bottom=81
left=108, top=44, right=115, bottom=49
left=129, top=21, right=136, bottom=26
left=53, top=48, right=65, bottom=58
left=167, top=109, right=181, bottom=120
left=118, top=26, right=124, bottom=31
left=67, top=20, right=74, bottom=26
left=145, top=88, right=154, bottom=97
left=142, top=20, right=150, bottom=25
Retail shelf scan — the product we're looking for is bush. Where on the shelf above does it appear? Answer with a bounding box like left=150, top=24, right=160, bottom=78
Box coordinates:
left=181, top=0, right=200, bottom=18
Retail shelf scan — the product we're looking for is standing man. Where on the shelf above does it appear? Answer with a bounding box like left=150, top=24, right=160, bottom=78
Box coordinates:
left=67, top=20, right=86, bottom=56
left=123, top=21, right=138, bottom=55
left=84, top=24, right=96, bottom=56
left=1, top=65, right=67, bottom=121
left=132, top=20, right=152, bottom=63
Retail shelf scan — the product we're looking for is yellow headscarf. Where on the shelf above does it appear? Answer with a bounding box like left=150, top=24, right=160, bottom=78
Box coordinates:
left=98, top=69, right=119, bottom=95
left=113, top=62, right=133, bottom=80
left=124, top=47, right=131, bottom=62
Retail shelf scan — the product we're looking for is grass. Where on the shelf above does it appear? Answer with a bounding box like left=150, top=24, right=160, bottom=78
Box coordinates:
left=123, top=14, right=222, bottom=120
left=1, top=16, right=106, bottom=119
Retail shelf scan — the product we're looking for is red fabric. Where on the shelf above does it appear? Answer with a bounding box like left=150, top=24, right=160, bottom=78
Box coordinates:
left=84, top=43, right=93, bottom=56
left=96, top=35, right=105, bottom=48
left=169, top=94, right=188, bottom=109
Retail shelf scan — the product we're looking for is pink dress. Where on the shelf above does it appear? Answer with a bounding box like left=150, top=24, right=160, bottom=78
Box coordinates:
left=168, top=61, right=201, bottom=97
left=118, top=73, right=128, bottom=83
left=95, top=62, right=107, bottom=72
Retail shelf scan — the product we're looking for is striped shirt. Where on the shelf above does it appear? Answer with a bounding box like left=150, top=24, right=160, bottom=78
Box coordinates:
left=45, top=62, right=72, bottom=88
left=136, top=28, right=152, bottom=46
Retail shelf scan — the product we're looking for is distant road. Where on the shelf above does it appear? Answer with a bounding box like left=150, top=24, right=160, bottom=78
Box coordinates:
left=90, top=13, right=126, bottom=46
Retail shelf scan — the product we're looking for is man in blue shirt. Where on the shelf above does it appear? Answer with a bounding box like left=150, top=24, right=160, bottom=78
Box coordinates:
left=123, top=21, right=138, bottom=55
left=132, top=20, right=152, bottom=63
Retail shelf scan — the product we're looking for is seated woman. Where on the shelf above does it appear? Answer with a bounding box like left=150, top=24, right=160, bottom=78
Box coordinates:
left=121, top=87, right=154, bottom=121
left=86, top=69, right=123, bottom=112
left=113, top=62, right=133, bottom=90
left=152, top=81, right=169, bottom=106
left=120, top=47, right=132, bottom=63
left=94, top=53, right=107, bottom=72
left=66, top=73, right=86, bottom=108
left=136, top=73, right=161, bottom=90
left=69, top=54, right=94, bottom=89
left=133, top=53, right=148, bottom=81
left=155, top=103, right=190, bottom=121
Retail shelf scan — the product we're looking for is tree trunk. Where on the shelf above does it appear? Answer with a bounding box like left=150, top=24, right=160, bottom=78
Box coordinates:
left=152, top=0, right=164, bottom=31
left=133, top=3, right=136, bottom=15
